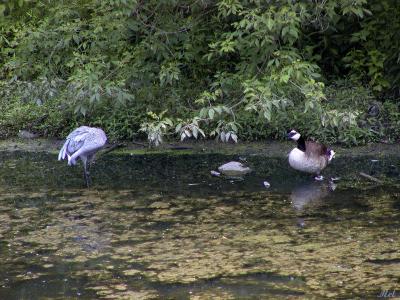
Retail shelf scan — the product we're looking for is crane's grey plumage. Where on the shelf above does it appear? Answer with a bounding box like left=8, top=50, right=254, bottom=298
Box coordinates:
left=58, top=126, right=107, bottom=186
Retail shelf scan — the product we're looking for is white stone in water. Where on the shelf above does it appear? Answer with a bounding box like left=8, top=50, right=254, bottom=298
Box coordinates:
left=210, top=170, right=221, bottom=177
left=217, top=161, right=251, bottom=176
left=263, top=181, right=271, bottom=188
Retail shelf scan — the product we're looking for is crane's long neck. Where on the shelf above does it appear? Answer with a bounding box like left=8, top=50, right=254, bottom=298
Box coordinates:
left=297, top=136, right=306, bottom=152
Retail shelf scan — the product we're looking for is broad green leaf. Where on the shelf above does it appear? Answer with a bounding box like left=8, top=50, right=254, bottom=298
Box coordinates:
left=208, top=109, right=215, bottom=119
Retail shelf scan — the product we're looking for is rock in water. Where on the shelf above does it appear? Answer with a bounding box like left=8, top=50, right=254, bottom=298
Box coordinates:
left=218, top=161, right=251, bottom=177
left=18, top=130, right=39, bottom=139
left=210, top=170, right=221, bottom=177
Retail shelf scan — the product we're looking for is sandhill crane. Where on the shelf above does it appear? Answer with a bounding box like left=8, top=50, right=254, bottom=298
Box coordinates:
left=58, top=126, right=107, bottom=187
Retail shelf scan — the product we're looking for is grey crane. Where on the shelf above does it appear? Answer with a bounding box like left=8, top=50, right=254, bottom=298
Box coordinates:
left=58, top=126, right=107, bottom=187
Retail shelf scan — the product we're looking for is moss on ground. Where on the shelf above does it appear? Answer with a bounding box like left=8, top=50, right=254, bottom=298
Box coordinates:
left=1, top=138, right=400, bottom=158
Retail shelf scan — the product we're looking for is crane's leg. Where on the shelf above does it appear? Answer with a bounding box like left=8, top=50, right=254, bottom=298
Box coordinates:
left=82, top=157, right=91, bottom=188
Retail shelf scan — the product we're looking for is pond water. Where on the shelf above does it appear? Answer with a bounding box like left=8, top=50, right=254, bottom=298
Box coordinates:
left=0, top=152, right=399, bottom=299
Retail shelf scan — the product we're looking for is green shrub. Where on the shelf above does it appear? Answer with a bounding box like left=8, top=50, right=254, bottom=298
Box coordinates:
left=0, top=0, right=399, bottom=146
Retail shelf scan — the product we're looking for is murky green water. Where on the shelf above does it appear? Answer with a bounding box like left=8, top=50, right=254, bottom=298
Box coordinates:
left=0, top=152, right=399, bottom=299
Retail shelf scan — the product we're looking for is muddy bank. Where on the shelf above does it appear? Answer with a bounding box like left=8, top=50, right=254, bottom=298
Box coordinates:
left=1, top=138, right=399, bottom=158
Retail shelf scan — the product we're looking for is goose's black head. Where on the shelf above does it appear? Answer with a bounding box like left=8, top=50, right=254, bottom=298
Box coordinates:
left=287, top=129, right=301, bottom=141
left=287, top=129, right=306, bottom=151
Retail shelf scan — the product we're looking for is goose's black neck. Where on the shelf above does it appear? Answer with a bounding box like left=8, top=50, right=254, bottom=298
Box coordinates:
left=297, top=136, right=306, bottom=152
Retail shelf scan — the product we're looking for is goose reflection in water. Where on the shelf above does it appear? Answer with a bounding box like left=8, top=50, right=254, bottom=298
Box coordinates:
left=290, top=180, right=336, bottom=227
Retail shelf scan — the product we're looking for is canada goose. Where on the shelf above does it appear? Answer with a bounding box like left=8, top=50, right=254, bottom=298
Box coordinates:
left=287, top=129, right=335, bottom=180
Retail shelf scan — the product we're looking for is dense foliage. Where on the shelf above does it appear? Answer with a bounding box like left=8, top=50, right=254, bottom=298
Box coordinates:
left=0, top=0, right=399, bottom=145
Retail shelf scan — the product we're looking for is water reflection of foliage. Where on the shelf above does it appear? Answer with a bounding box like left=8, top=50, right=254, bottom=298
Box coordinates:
left=0, top=185, right=398, bottom=299
left=0, top=153, right=399, bottom=298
